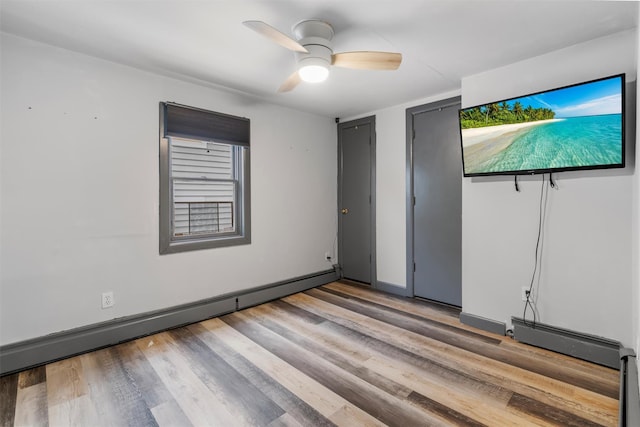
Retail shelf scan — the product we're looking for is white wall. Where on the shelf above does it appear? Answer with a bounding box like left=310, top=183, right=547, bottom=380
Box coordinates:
left=373, top=109, right=408, bottom=287
left=0, top=33, right=337, bottom=345
left=461, top=30, right=637, bottom=346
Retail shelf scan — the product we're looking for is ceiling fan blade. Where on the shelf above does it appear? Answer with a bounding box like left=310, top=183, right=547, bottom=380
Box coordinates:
left=332, top=51, right=402, bottom=70
left=243, top=20, right=308, bottom=53
left=278, top=72, right=302, bottom=93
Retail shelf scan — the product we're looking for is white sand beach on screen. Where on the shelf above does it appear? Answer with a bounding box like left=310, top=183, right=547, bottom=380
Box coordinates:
left=462, top=119, right=563, bottom=172
left=461, top=119, right=563, bottom=147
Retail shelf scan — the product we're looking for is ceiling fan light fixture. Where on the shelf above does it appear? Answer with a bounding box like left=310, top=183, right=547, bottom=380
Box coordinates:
left=298, top=57, right=330, bottom=83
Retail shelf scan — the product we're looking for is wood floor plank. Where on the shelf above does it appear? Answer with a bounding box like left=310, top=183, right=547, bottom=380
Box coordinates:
left=327, top=281, right=481, bottom=333
left=48, top=395, right=100, bottom=426
left=79, top=348, right=158, bottom=426
left=222, top=310, right=452, bottom=427
left=45, top=358, right=87, bottom=407
left=135, top=332, right=239, bottom=426
left=167, top=327, right=286, bottom=425
left=361, top=353, right=545, bottom=426
left=499, top=336, right=619, bottom=386
left=18, top=365, right=46, bottom=389
left=318, top=286, right=501, bottom=345
left=508, top=392, right=606, bottom=427
left=328, top=404, right=395, bottom=427
left=113, top=340, right=176, bottom=411
left=266, top=412, right=304, bottom=427
left=250, top=303, right=413, bottom=398
left=186, top=322, right=337, bottom=427
left=0, top=373, right=18, bottom=427
left=270, top=299, right=327, bottom=324
left=306, top=288, right=499, bottom=350
left=198, top=317, right=384, bottom=426
left=150, top=400, right=193, bottom=427
left=14, top=383, right=48, bottom=426
left=334, top=280, right=461, bottom=317
left=407, top=391, right=487, bottom=427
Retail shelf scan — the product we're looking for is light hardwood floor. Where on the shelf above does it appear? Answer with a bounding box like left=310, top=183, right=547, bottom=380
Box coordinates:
left=0, top=281, right=619, bottom=426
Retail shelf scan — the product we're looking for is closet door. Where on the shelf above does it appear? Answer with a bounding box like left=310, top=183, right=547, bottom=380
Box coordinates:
left=338, top=116, right=375, bottom=284
left=409, top=98, right=461, bottom=305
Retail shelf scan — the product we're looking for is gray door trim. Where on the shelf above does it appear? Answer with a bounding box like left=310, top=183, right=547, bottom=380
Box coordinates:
left=338, top=116, right=376, bottom=287
left=406, top=96, right=461, bottom=297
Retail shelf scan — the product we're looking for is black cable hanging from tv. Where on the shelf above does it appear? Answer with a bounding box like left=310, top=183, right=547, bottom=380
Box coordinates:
left=523, top=174, right=549, bottom=327
left=514, top=175, right=520, bottom=192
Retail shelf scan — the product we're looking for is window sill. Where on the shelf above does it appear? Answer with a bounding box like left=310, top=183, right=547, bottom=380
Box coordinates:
left=160, top=233, right=251, bottom=254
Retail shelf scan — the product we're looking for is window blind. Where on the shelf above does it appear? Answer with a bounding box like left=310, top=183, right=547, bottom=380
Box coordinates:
left=162, top=102, right=250, bottom=147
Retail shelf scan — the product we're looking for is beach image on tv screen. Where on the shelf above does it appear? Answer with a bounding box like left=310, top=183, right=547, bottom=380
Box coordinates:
left=460, top=75, right=623, bottom=175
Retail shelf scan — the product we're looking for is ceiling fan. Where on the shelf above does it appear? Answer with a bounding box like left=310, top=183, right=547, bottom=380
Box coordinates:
left=243, top=19, right=402, bottom=92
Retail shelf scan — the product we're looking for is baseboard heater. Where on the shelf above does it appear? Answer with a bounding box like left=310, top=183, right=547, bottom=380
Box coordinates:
left=511, top=317, right=640, bottom=426
left=0, top=268, right=338, bottom=376
left=512, top=317, right=620, bottom=368
left=619, top=348, right=640, bottom=427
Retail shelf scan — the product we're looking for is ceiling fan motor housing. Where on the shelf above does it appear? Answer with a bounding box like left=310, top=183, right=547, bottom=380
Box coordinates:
left=293, top=20, right=334, bottom=68
left=292, top=19, right=334, bottom=41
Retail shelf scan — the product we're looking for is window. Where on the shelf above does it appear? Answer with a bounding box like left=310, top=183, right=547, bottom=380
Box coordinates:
left=159, top=103, right=250, bottom=254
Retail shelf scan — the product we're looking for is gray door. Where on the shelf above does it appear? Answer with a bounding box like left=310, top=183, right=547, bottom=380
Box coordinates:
left=338, top=117, right=374, bottom=284
left=410, top=99, right=461, bottom=306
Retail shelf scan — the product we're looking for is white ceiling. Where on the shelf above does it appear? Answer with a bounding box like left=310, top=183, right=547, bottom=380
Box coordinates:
left=1, top=0, right=637, bottom=118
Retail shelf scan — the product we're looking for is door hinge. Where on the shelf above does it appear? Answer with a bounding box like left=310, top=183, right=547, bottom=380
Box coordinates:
left=412, top=129, right=416, bottom=141
left=413, top=262, right=416, bottom=272
left=413, top=195, right=416, bottom=206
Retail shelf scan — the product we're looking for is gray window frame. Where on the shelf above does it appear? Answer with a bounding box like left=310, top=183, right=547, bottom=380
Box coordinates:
left=159, top=103, right=251, bottom=254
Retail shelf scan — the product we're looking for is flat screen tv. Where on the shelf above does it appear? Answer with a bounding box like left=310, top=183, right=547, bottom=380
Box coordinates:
left=459, top=74, right=625, bottom=177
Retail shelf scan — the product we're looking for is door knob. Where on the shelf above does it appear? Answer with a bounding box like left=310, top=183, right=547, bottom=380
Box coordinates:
left=341, top=208, right=349, bottom=214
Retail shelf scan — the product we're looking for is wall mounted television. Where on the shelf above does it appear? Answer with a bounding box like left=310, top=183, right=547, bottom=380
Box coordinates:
left=459, top=73, right=625, bottom=177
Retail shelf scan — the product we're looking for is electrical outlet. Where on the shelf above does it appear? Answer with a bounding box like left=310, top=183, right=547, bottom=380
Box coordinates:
left=325, top=252, right=332, bottom=261
left=102, top=291, right=114, bottom=309
left=521, top=287, right=532, bottom=302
